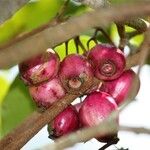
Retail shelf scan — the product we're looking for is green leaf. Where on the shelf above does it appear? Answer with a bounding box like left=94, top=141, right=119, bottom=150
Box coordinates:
left=129, top=34, right=144, bottom=47
left=125, top=25, right=135, bottom=32
left=0, top=0, right=92, bottom=46
left=110, top=23, right=120, bottom=45
left=0, top=76, right=36, bottom=138
left=0, top=0, right=66, bottom=45
left=0, top=76, right=9, bottom=104
left=54, top=35, right=96, bottom=60
left=64, top=0, right=91, bottom=17
left=12, top=0, right=66, bottom=31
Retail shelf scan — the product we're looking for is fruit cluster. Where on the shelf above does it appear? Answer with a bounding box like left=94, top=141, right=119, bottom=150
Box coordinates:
left=19, top=44, right=140, bottom=143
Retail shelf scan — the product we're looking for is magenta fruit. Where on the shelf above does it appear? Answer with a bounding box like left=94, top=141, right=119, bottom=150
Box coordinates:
left=19, top=49, right=60, bottom=85
left=59, top=54, right=94, bottom=94
left=100, top=69, right=140, bottom=106
left=88, top=44, right=126, bottom=80
left=48, top=105, right=79, bottom=138
left=79, top=91, right=118, bottom=143
left=29, top=77, right=65, bottom=108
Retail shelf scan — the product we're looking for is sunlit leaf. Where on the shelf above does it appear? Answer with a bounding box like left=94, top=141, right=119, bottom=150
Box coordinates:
left=0, top=76, right=9, bottom=104
left=54, top=35, right=96, bottom=60
left=0, top=0, right=66, bottom=45
left=130, top=34, right=144, bottom=47
left=110, top=23, right=119, bottom=46
left=125, top=25, right=135, bottom=32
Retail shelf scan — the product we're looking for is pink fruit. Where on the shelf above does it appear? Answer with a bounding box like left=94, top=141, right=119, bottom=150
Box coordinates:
left=59, top=54, right=94, bottom=94
left=100, top=69, right=140, bottom=106
left=19, top=49, right=60, bottom=85
left=48, top=105, right=79, bottom=138
left=88, top=44, right=126, bottom=80
left=79, top=91, right=118, bottom=142
left=29, top=77, right=65, bottom=108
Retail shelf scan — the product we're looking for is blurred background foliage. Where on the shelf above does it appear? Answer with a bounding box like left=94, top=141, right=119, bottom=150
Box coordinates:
left=0, top=0, right=147, bottom=138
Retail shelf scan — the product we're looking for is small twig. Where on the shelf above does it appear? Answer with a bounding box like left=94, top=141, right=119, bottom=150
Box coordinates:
left=96, top=27, right=115, bottom=46
left=43, top=119, right=118, bottom=150
left=74, top=36, right=87, bottom=53
left=0, top=2, right=150, bottom=68
left=126, top=30, right=142, bottom=39
left=77, top=36, right=87, bottom=53
left=41, top=124, right=150, bottom=150
left=125, top=18, right=148, bottom=33
left=98, top=137, right=119, bottom=150
left=87, top=29, right=98, bottom=50
left=116, top=23, right=126, bottom=51
left=36, top=31, right=150, bottom=150
left=74, top=37, right=79, bottom=54
left=0, top=44, right=146, bottom=150
left=0, top=3, right=150, bottom=150
left=120, top=126, right=150, bottom=135
left=56, top=0, right=70, bottom=21
left=65, top=41, right=69, bottom=56
left=0, top=79, right=99, bottom=150
left=136, top=29, right=150, bottom=75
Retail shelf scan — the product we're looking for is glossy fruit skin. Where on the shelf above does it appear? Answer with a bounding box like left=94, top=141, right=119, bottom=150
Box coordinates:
left=79, top=91, right=118, bottom=142
left=88, top=44, right=126, bottom=81
left=19, top=49, right=60, bottom=85
left=100, top=69, right=140, bottom=106
left=59, top=54, right=94, bottom=94
left=29, top=77, right=65, bottom=108
left=48, top=105, right=79, bottom=138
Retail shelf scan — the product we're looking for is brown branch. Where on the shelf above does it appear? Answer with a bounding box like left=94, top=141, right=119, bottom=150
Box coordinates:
left=96, top=27, right=115, bottom=45
left=120, top=126, right=150, bottom=135
left=80, top=0, right=149, bottom=42
left=0, top=0, right=29, bottom=24
left=125, top=18, right=148, bottom=33
left=42, top=125, right=150, bottom=150
left=0, top=2, right=150, bottom=69
left=41, top=57, right=150, bottom=150
left=98, top=137, right=119, bottom=150
left=33, top=31, right=150, bottom=150
left=0, top=2, right=150, bottom=150
left=125, top=28, right=150, bottom=70
left=137, top=30, right=150, bottom=75
left=0, top=49, right=144, bottom=150
left=0, top=94, right=76, bottom=150
left=116, top=24, right=126, bottom=51
left=126, top=51, right=142, bottom=69
left=0, top=79, right=99, bottom=150
left=43, top=119, right=118, bottom=150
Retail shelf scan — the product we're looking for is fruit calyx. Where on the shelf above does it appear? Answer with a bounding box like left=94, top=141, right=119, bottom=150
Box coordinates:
left=59, top=54, right=94, bottom=94
left=88, top=44, right=126, bottom=81
left=68, top=76, right=83, bottom=89
left=100, top=60, right=116, bottom=77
